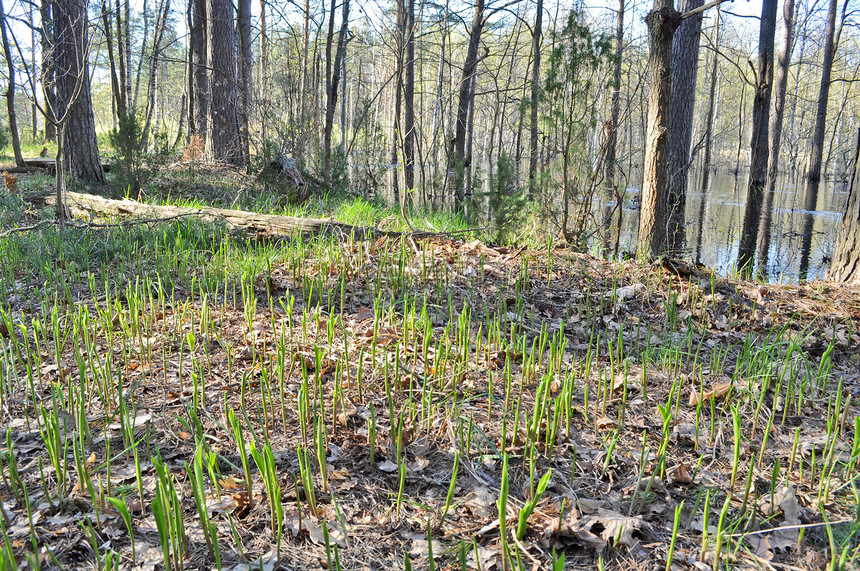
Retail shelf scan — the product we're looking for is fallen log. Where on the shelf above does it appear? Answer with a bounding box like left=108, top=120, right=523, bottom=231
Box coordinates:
left=22, top=158, right=112, bottom=173
left=38, top=190, right=383, bottom=239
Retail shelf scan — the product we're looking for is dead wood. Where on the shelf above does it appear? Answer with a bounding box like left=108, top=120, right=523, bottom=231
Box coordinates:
left=35, top=190, right=389, bottom=239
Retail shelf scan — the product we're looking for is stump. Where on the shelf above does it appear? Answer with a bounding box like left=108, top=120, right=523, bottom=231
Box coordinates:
left=258, top=156, right=308, bottom=205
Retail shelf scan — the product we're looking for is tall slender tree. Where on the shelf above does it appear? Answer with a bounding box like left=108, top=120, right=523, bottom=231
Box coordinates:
left=40, top=0, right=55, bottom=142
left=189, top=0, right=207, bottom=138
left=695, top=7, right=720, bottom=264
left=756, top=0, right=796, bottom=273
left=829, top=128, right=860, bottom=282
left=637, top=0, right=722, bottom=259
left=798, top=0, right=839, bottom=279
left=528, top=0, right=544, bottom=201
left=54, top=0, right=104, bottom=183
left=403, top=0, right=416, bottom=196
left=665, top=0, right=703, bottom=251
left=737, top=0, right=778, bottom=273
left=237, top=0, right=252, bottom=165
left=322, top=0, right=350, bottom=189
left=0, top=0, right=24, bottom=166
left=205, top=0, right=243, bottom=164
left=452, top=0, right=486, bottom=209
left=637, top=0, right=682, bottom=259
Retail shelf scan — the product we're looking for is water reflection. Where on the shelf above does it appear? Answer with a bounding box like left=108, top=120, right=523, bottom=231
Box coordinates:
left=610, top=170, right=845, bottom=282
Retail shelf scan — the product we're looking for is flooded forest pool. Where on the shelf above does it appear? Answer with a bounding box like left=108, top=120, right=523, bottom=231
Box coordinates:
left=613, top=170, right=847, bottom=282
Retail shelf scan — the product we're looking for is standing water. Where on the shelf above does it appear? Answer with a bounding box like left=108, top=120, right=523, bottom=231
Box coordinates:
left=610, top=170, right=846, bottom=282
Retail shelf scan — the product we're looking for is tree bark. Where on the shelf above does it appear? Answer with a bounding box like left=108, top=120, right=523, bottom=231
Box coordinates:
left=403, top=0, right=416, bottom=194
left=755, top=0, right=795, bottom=274
left=452, top=0, right=485, bottom=210
left=142, top=0, right=171, bottom=146
left=205, top=0, right=243, bottom=164
left=695, top=6, right=720, bottom=264
left=323, top=0, right=350, bottom=190
left=0, top=0, right=24, bottom=167
left=259, top=0, right=267, bottom=142
left=29, top=2, right=38, bottom=140
left=798, top=0, right=839, bottom=280
left=40, top=0, right=56, bottom=142
left=54, top=0, right=105, bottom=184
left=237, top=0, right=252, bottom=165
left=528, top=0, right=544, bottom=201
left=665, top=0, right=703, bottom=251
left=637, top=0, right=682, bottom=260
left=100, top=1, right=125, bottom=121
left=190, top=0, right=207, bottom=137
left=829, top=128, right=860, bottom=283
left=737, top=0, right=777, bottom=273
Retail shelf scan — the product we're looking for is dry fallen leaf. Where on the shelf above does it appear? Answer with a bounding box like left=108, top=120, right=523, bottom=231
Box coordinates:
left=689, top=382, right=732, bottom=407
left=219, top=476, right=241, bottom=489
left=377, top=459, right=399, bottom=473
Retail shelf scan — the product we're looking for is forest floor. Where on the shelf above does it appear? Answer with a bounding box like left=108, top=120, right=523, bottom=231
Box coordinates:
left=1, top=168, right=859, bottom=571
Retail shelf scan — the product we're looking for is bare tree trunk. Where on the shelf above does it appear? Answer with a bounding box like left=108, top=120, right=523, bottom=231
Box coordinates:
left=132, top=6, right=149, bottom=111
left=205, top=0, right=243, bottom=164
left=190, top=0, right=207, bottom=137
left=737, top=0, right=777, bottom=273
left=528, top=0, right=543, bottom=201
left=40, top=0, right=56, bottom=142
left=54, top=0, right=104, bottom=183
left=322, top=0, right=349, bottom=189
left=299, top=0, right=310, bottom=146
left=603, top=0, right=623, bottom=192
left=637, top=0, right=682, bottom=260
left=695, top=6, right=720, bottom=264
left=829, top=127, right=860, bottom=282
left=430, top=0, right=448, bottom=175
left=452, top=0, right=485, bottom=210
left=404, top=0, right=416, bottom=195
left=665, top=0, right=703, bottom=251
left=798, top=0, right=839, bottom=279
left=29, top=2, right=38, bottom=141
left=237, top=0, right=252, bottom=165
left=259, top=0, right=267, bottom=143
left=142, top=0, right=171, bottom=145
left=120, top=0, right=131, bottom=108
left=389, top=0, right=404, bottom=203
left=101, top=0, right=125, bottom=121
left=0, top=0, right=24, bottom=166
left=755, top=0, right=795, bottom=274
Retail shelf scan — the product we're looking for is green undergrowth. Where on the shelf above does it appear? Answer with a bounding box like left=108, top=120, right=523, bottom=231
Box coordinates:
left=0, top=176, right=858, bottom=571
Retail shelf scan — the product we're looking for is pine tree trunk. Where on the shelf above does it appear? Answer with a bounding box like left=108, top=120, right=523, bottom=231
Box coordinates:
left=665, top=0, right=703, bottom=251
left=737, top=0, right=777, bottom=273
left=205, top=0, right=243, bottom=164
left=755, top=0, right=795, bottom=274
left=190, top=0, right=208, bottom=137
left=798, top=0, right=838, bottom=279
left=54, top=0, right=105, bottom=183
left=637, top=0, right=682, bottom=260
